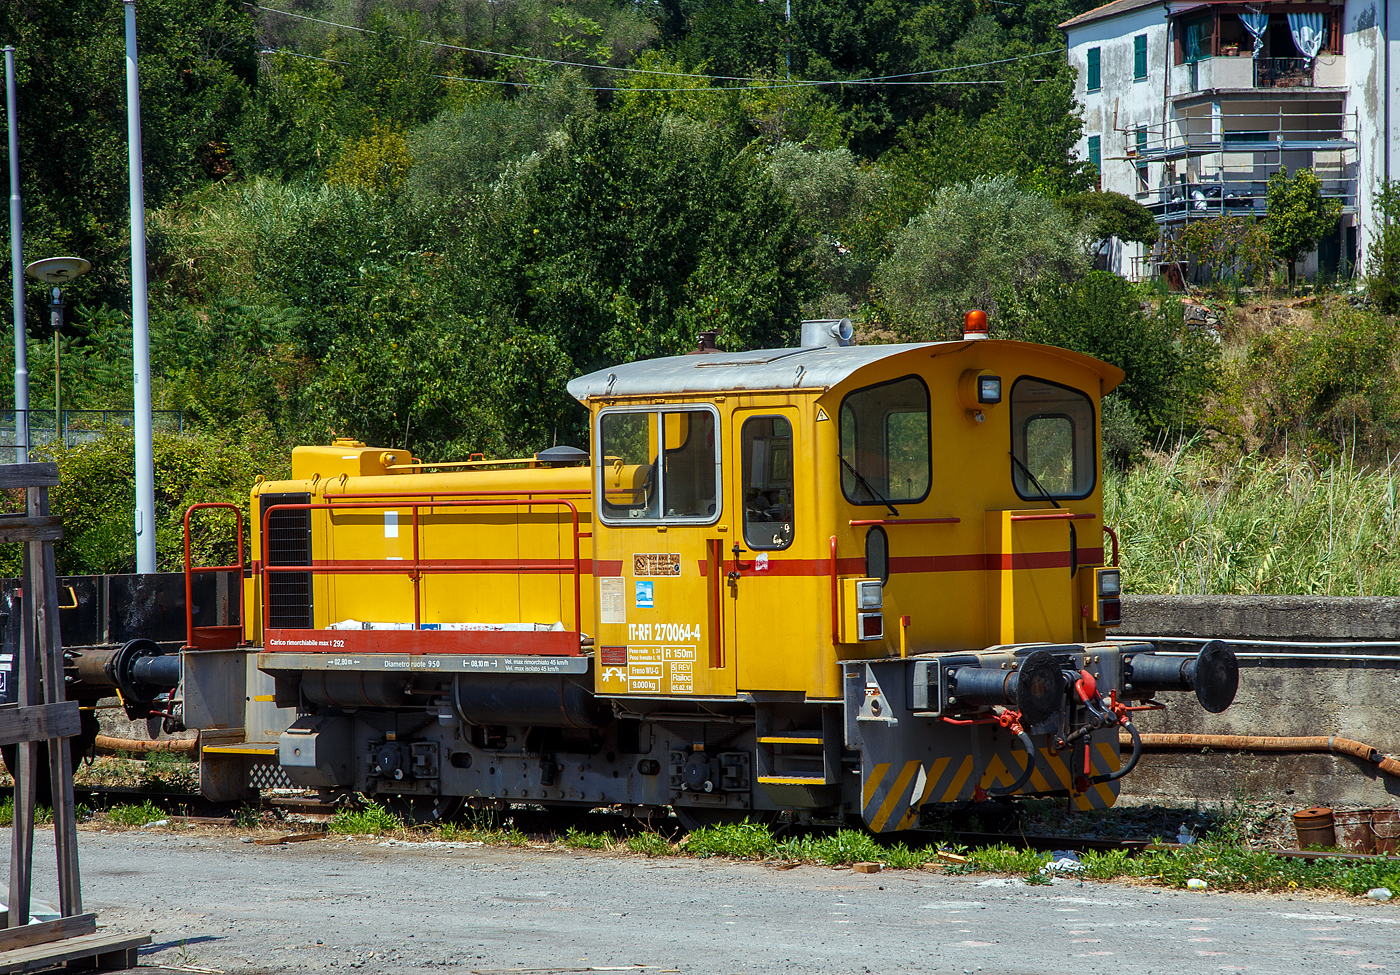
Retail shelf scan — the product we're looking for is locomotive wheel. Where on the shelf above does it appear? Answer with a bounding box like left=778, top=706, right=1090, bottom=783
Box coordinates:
left=371, top=793, right=466, bottom=826
left=671, top=805, right=779, bottom=832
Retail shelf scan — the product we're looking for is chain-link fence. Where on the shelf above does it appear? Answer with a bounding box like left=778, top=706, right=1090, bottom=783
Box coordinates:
left=0, top=410, right=185, bottom=450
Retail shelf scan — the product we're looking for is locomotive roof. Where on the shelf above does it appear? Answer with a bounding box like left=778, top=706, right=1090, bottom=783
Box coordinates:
left=566, top=340, right=1123, bottom=402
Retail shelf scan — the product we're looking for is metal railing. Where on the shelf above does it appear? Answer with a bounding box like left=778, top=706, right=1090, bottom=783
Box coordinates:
left=0, top=409, right=185, bottom=449
left=1254, top=57, right=1314, bottom=88
left=260, top=494, right=590, bottom=651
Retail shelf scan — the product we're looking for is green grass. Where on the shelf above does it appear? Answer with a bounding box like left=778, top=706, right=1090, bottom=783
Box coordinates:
left=625, top=830, right=677, bottom=856
left=1105, top=445, right=1400, bottom=595
left=105, top=801, right=167, bottom=827
left=329, top=804, right=404, bottom=835
left=604, top=820, right=1400, bottom=900
left=560, top=826, right=614, bottom=850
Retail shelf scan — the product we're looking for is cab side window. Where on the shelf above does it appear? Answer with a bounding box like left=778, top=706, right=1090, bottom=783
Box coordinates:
left=598, top=408, right=720, bottom=523
left=839, top=376, right=931, bottom=506
left=1010, top=377, right=1096, bottom=500
left=741, top=415, right=795, bottom=550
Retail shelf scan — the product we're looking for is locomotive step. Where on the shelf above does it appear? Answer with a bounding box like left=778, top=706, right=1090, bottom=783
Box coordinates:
left=757, top=775, right=833, bottom=786
left=756, top=736, right=823, bottom=745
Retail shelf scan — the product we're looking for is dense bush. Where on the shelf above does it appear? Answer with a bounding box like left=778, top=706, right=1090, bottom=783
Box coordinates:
left=1016, top=271, right=1220, bottom=433
left=875, top=175, right=1091, bottom=340
left=0, top=430, right=282, bottom=578
left=1367, top=180, right=1400, bottom=314
left=1246, top=301, right=1400, bottom=457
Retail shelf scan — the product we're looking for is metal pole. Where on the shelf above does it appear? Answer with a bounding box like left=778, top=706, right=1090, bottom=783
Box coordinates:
left=5, top=47, right=27, bottom=463
left=49, top=286, right=59, bottom=427
left=125, top=0, right=156, bottom=573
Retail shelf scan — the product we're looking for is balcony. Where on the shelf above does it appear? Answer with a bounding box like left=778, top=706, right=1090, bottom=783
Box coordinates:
left=1170, top=54, right=1345, bottom=97
left=1254, top=57, right=1312, bottom=88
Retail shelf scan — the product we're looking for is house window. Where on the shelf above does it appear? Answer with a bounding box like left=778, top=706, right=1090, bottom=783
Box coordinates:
left=1088, top=135, right=1101, bottom=171
left=1087, top=47, right=1101, bottom=91
left=1135, top=129, right=1149, bottom=193
left=1134, top=35, right=1148, bottom=79
left=1174, top=15, right=1214, bottom=64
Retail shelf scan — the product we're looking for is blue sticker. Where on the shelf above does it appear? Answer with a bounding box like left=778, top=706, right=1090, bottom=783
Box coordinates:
left=635, top=580, right=654, bottom=608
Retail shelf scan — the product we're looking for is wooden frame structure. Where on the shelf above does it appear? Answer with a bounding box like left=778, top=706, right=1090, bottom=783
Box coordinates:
left=0, top=462, right=148, bottom=972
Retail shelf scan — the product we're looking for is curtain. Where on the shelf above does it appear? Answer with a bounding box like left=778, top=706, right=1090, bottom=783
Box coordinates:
left=1287, top=12, right=1325, bottom=66
left=1185, top=20, right=1205, bottom=62
left=1239, top=9, right=1269, bottom=58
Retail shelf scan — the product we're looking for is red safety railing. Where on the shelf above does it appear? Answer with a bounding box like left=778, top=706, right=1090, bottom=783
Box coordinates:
left=183, top=502, right=245, bottom=650
left=260, top=497, right=588, bottom=649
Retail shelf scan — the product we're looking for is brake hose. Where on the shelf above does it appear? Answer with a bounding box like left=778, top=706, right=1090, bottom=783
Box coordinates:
left=1090, top=719, right=1142, bottom=785
left=987, top=729, right=1039, bottom=796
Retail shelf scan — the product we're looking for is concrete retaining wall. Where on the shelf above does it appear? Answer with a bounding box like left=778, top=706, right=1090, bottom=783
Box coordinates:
left=1118, top=596, right=1400, bottom=808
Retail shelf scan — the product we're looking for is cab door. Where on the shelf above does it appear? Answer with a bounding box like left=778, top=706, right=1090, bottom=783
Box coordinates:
left=728, top=408, right=805, bottom=692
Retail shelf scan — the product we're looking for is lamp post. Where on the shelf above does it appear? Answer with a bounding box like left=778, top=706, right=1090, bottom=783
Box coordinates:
left=23, top=257, right=89, bottom=447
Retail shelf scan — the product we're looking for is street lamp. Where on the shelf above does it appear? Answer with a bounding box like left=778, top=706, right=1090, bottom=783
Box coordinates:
left=24, top=256, right=90, bottom=446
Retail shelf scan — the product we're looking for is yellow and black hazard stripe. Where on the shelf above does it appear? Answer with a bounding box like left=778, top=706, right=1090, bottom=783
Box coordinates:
left=861, top=737, right=1122, bottom=833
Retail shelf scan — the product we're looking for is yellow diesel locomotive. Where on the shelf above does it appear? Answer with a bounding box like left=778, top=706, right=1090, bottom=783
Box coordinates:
left=183, top=314, right=1238, bottom=828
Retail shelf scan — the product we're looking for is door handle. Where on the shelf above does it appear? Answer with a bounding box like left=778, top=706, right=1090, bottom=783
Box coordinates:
left=728, top=542, right=751, bottom=583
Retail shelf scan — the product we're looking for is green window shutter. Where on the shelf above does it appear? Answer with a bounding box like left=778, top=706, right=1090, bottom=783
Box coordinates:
left=1134, top=35, right=1147, bottom=79
left=1088, top=135, right=1101, bottom=170
left=1087, top=47, right=1101, bottom=90
left=1136, top=128, right=1148, bottom=153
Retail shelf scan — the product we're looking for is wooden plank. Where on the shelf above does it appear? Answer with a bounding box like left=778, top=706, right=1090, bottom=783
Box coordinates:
left=0, top=931, right=150, bottom=973
left=0, top=702, right=80, bottom=747
left=0, top=464, right=58, bottom=490
left=0, top=914, right=95, bottom=953
left=0, top=518, right=62, bottom=544
left=7, top=548, right=36, bottom=930
left=33, top=490, right=81, bottom=918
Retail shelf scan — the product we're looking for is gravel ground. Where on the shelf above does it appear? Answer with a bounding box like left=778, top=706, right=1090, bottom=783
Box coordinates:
left=4, top=828, right=1395, bottom=975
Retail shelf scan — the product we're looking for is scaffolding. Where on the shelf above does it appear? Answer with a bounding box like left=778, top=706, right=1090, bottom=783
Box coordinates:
left=1112, top=102, right=1358, bottom=279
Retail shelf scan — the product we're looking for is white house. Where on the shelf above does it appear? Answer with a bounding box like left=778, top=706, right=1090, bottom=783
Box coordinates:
left=1061, top=0, right=1400, bottom=280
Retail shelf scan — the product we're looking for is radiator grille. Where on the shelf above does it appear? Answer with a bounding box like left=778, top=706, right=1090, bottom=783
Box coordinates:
left=261, top=493, right=313, bottom=629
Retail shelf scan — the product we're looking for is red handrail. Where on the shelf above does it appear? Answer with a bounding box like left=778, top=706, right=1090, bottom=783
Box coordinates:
left=260, top=497, right=585, bottom=637
left=183, top=502, right=245, bottom=649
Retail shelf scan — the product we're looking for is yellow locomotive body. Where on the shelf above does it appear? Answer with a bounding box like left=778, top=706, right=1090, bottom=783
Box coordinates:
left=215, top=331, right=1237, bottom=828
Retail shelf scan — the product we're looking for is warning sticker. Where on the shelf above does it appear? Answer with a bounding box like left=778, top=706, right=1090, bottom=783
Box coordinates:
left=634, top=553, right=681, bottom=577
left=599, top=577, right=626, bottom=625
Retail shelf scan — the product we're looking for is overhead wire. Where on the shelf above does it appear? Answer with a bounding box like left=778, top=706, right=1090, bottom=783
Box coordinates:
left=248, top=3, right=1064, bottom=89
left=260, top=47, right=1052, bottom=91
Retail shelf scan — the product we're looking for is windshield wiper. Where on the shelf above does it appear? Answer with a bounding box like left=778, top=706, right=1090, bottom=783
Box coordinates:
left=1009, top=453, right=1061, bottom=509
left=840, top=455, right=899, bottom=517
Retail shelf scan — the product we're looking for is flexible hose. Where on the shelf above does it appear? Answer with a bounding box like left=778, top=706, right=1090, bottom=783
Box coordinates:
left=1119, top=732, right=1400, bottom=778
left=987, top=730, right=1039, bottom=796
left=1093, top=720, right=1141, bottom=784
left=95, top=734, right=199, bottom=755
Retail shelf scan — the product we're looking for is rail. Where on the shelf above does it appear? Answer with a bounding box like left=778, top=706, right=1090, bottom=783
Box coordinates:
left=260, top=496, right=587, bottom=643
left=183, top=503, right=244, bottom=650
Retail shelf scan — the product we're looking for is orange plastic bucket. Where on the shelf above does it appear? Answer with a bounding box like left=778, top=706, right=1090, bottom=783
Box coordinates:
left=1333, top=808, right=1375, bottom=854
left=1294, top=807, right=1336, bottom=849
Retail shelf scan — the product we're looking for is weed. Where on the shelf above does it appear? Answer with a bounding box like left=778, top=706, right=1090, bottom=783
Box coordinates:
left=778, top=829, right=885, bottom=865
left=329, top=804, right=403, bottom=836
left=1024, top=872, right=1052, bottom=886
left=966, top=844, right=1048, bottom=875
left=684, top=820, right=778, bottom=859
left=105, top=801, right=167, bottom=827
left=881, top=844, right=936, bottom=869
left=626, top=830, right=676, bottom=857
left=561, top=827, right=613, bottom=850
left=234, top=804, right=262, bottom=829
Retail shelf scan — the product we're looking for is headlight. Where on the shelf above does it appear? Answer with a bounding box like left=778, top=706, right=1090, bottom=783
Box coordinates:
left=856, top=579, right=883, bottom=610
left=1097, top=568, right=1121, bottom=597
